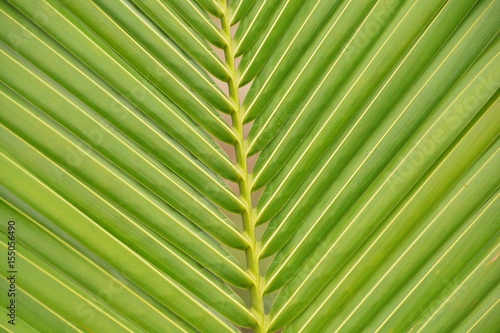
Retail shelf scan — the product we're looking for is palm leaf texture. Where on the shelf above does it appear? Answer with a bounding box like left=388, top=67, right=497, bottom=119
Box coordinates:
left=0, top=0, right=499, bottom=332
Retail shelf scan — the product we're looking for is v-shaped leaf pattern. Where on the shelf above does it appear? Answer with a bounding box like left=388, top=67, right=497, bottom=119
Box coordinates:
left=0, top=0, right=499, bottom=332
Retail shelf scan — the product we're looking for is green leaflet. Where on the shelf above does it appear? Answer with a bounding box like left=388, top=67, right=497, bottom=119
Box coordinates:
left=251, top=0, right=452, bottom=188
left=0, top=88, right=252, bottom=285
left=0, top=3, right=243, bottom=210
left=0, top=196, right=200, bottom=332
left=234, top=0, right=282, bottom=56
left=7, top=0, right=237, bottom=143
left=0, top=132, right=255, bottom=326
left=0, top=4, right=240, bottom=174
left=260, top=0, right=496, bottom=257
left=0, top=55, right=247, bottom=249
left=229, top=0, right=256, bottom=25
left=241, top=0, right=348, bottom=119
left=284, top=103, right=500, bottom=332
left=365, top=191, right=500, bottom=332
left=194, top=0, right=225, bottom=17
left=1, top=0, right=498, bottom=332
left=59, top=0, right=232, bottom=110
left=451, top=284, right=500, bottom=332
left=0, top=152, right=240, bottom=332
left=0, top=241, right=152, bottom=333
left=268, top=77, right=500, bottom=331
left=265, top=31, right=500, bottom=296
left=131, top=0, right=229, bottom=69
left=245, top=0, right=398, bottom=160
left=0, top=310, right=40, bottom=333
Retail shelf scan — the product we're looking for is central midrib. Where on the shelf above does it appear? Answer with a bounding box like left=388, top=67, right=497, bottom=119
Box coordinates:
left=221, top=3, right=267, bottom=332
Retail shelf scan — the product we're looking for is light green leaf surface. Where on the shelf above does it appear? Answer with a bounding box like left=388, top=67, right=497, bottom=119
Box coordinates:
left=0, top=196, right=201, bottom=332
left=229, top=0, right=255, bottom=25
left=195, top=0, right=225, bottom=17
left=452, top=283, right=500, bottom=333
left=131, top=0, right=228, bottom=64
left=0, top=4, right=243, bottom=206
left=234, top=0, right=282, bottom=56
left=0, top=56, right=246, bottom=249
left=239, top=0, right=345, bottom=90
left=6, top=0, right=237, bottom=143
left=264, top=37, right=500, bottom=296
left=1, top=0, right=498, bottom=332
left=154, top=0, right=227, bottom=48
left=260, top=0, right=499, bottom=256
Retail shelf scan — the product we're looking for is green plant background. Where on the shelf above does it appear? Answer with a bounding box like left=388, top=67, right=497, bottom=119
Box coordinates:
left=1, top=0, right=499, bottom=332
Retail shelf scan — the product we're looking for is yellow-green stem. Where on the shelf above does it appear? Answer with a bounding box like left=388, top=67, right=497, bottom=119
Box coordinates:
left=221, top=5, right=266, bottom=333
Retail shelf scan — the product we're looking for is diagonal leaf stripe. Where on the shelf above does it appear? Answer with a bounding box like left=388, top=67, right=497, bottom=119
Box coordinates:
left=3, top=5, right=241, bottom=186
left=268, top=78, right=500, bottom=331
left=1, top=0, right=498, bottom=332
left=6, top=0, right=238, bottom=143
left=254, top=0, right=479, bottom=227
left=152, top=0, right=227, bottom=48
left=0, top=194, right=203, bottom=332
left=368, top=192, right=500, bottom=333
left=62, top=0, right=231, bottom=102
left=293, top=138, right=500, bottom=332
left=130, top=0, right=229, bottom=67
left=1, top=241, right=150, bottom=332
left=0, top=2, right=243, bottom=211
left=261, top=0, right=494, bottom=255
left=452, top=283, right=500, bottom=332
left=241, top=1, right=378, bottom=137
left=0, top=152, right=242, bottom=332
left=262, top=0, right=499, bottom=277
left=241, top=0, right=356, bottom=119
left=0, top=87, right=252, bottom=286
left=229, top=0, right=255, bottom=25
left=0, top=128, right=256, bottom=327
left=195, top=0, right=225, bottom=17
left=0, top=52, right=247, bottom=249
left=283, top=94, right=500, bottom=331
left=251, top=0, right=473, bottom=189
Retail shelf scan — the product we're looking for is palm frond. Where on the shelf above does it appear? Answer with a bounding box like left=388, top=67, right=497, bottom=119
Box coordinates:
left=1, top=0, right=498, bottom=332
